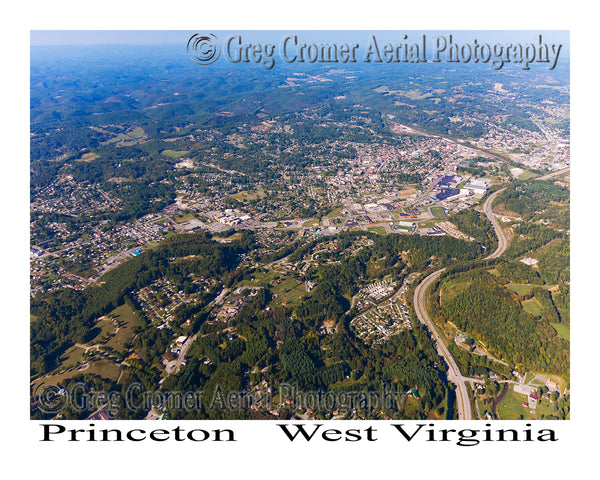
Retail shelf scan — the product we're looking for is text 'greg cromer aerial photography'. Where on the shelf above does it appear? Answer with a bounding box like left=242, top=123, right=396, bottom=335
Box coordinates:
left=30, top=31, right=570, bottom=422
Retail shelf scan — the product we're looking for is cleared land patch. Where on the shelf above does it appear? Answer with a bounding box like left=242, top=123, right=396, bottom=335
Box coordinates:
left=161, top=149, right=189, bottom=159
left=32, top=359, right=122, bottom=391
left=551, top=322, right=570, bottom=341
left=522, top=297, right=543, bottom=316
left=102, top=304, right=143, bottom=354
left=439, top=278, right=471, bottom=306
left=230, top=189, right=267, bottom=203
left=506, top=283, right=535, bottom=295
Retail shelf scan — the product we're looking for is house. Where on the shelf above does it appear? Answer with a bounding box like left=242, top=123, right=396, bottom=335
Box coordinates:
left=530, top=390, right=538, bottom=400
left=546, top=380, right=558, bottom=390
left=528, top=390, right=538, bottom=409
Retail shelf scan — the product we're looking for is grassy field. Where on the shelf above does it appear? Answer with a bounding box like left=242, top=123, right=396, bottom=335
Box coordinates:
left=128, top=127, right=145, bottom=139
left=506, top=283, right=534, bottom=295
left=416, top=220, right=435, bottom=229
left=324, top=206, right=344, bottom=219
left=551, top=322, right=570, bottom=341
left=89, top=315, right=118, bottom=345
left=230, top=188, right=267, bottom=203
left=58, top=345, right=87, bottom=369
left=303, top=219, right=319, bottom=228
left=241, top=268, right=279, bottom=288
left=161, top=149, right=189, bottom=159
left=270, top=276, right=307, bottom=306
left=153, top=215, right=171, bottom=225
left=497, top=387, right=536, bottom=419
left=32, top=359, right=122, bottom=391
left=103, top=304, right=143, bottom=354
left=519, top=170, right=538, bottom=180
left=163, top=229, right=178, bottom=240
left=497, top=387, right=563, bottom=420
left=172, top=212, right=197, bottom=223
left=367, top=227, right=387, bottom=235
left=439, top=278, right=471, bottom=305
left=406, top=89, right=433, bottom=100
left=78, top=152, right=99, bottom=162
left=522, top=297, right=543, bottom=316
left=102, top=127, right=147, bottom=145
left=430, top=206, right=446, bottom=217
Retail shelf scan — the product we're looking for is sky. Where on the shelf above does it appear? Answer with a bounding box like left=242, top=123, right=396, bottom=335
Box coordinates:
left=30, top=29, right=570, bottom=50
left=31, top=30, right=189, bottom=45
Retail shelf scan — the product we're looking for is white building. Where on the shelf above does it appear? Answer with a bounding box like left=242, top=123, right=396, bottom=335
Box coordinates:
left=463, top=178, right=489, bottom=192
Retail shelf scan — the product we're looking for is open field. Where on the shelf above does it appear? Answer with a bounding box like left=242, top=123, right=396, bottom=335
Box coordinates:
left=405, top=89, right=433, bottom=100
left=128, top=127, right=145, bottom=139
left=506, top=283, right=535, bottom=295
left=497, top=387, right=565, bottom=420
left=230, top=188, right=267, bottom=203
left=519, top=170, right=538, bottom=180
left=102, top=127, right=147, bottom=145
left=153, top=215, right=171, bottom=225
left=551, top=322, right=570, bottom=341
left=324, top=206, right=344, bottom=219
left=439, top=278, right=471, bottom=305
left=270, top=276, right=307, bottom=306
left=58, top=345, right=87, bottom=369
left=172, top=212, right=197, bottom=224
left=430, top=207, right=446, bottom=217
left=102, top=304, right=143, bottom=354
left=161, top=149, right=189, bottom=159
left=89, top=315, right=117, bottom=345
left=418, top=219, right=440, bottom=228
left=522, top=297, right=543, bottom=316
left=78, top=152, right=99, bottom=162
left=367, top=227, right=387, bottom=235
left=32, top=359, right=123, bottom=391
left=541, top=372, right=570, bottom=391
left=241, top=268, right=280, bottom=288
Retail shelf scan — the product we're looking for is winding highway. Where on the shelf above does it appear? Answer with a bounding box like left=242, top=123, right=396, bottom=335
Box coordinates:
left=413, top=187, right=510, bottom=420
left=413, top=269, right=472, bottom=419
left=482, top=188, right=509, bottom=260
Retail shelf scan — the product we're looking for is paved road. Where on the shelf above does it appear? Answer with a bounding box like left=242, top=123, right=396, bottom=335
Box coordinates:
left=535, top=167, right=569, bottom=181
left=412, top=187, right=512, bottom=420
left=165, top=333, right=197, bottom=374
left=482, top=188, right=509, bottom=260
left=413, top=269, right=473, bottom=420
left=164, top=288, right=230, bottom=375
